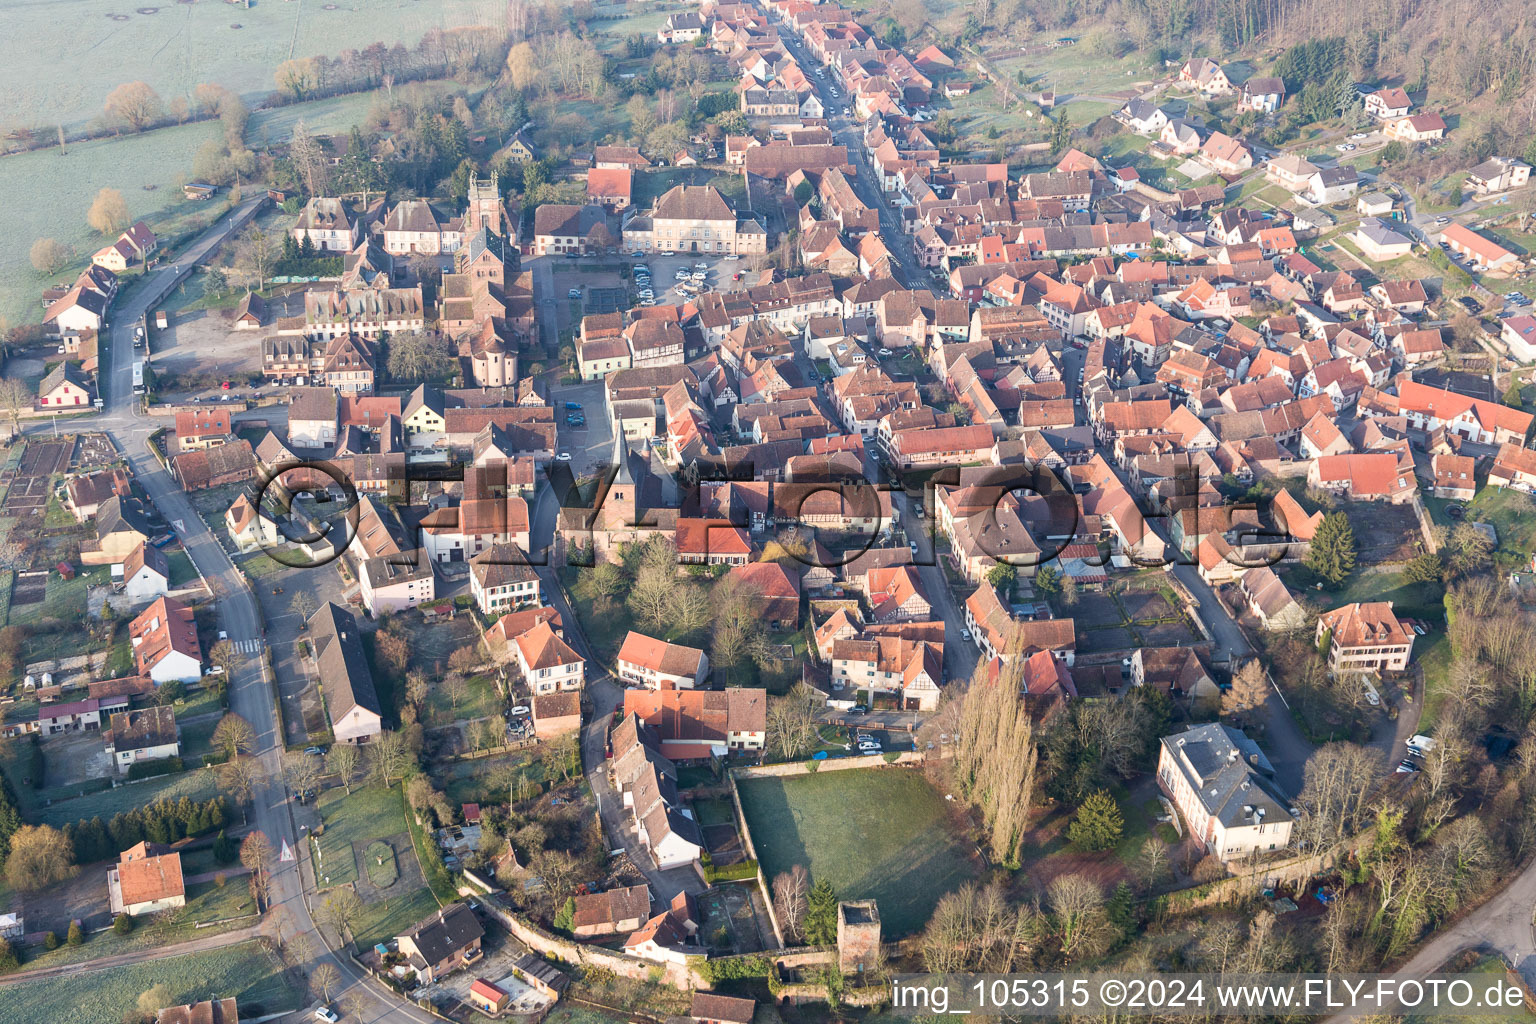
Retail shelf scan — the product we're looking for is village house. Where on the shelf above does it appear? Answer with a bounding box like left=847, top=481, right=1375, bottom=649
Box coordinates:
left=1384, top=113, right=1447, bottom=143
left=513, top=620, right=585, bottom=695
left=1238, top=77, right=1285, bottom=113
left=396, top=904, right=485, bottom=984
left=1430, top=453, right=1476, bottom=500
left=623, top=687, right=767, bottom=756
left=108, top=844, right=185, bottom=917
left=129, top=597, right=202, bottom=684
left=36, top=363, right=93, bottom=409
left=1238, top=566, right=1306, bottom=631
left=1178, top=57, right=1232, bottom=93
left=155, top=998, right=239, bottom=1024
left=308, top=602, right=384, bottom=744
left=107, top=705, right=181, bottom=773
left=572, top=884, right=651, bottom=938
left=291, top=197, right=364, bottom=251
left=65, top=467, right=131, bottom=522
left=1364, top=87, right=1411, bottom=121
left=1317, top=601, right=1415, bottom=673
left=469, top=544, right=541, bottom=614
left=617, top=632, right=710, bottom=690
left=358, top=555, right=435, bottom=617
left=119, top=541, right=170, bottom=604
left=1466, top=157, right=1532, bottom=196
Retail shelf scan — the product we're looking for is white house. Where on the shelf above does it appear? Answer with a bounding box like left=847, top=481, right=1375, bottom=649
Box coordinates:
left=513, top=620, right=586, bottom=694
left=108, top=846, right=186, bottom=917
left=128, top=597, right=203, bottom=685
left=118, top=542, right=169, bottom=604
left=616, top=632, right=709, bottom=690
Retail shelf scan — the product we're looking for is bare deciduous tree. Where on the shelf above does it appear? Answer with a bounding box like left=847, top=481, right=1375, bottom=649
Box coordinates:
left=29, top=238, right=68, bottom=275
left=772, top=864, right=810, bottom=940
left=311, top=962, right=341, bottom=1004
left=1223, top=659, right=1269, bottom=720
left=1047, top=873, right=1103, bottom=960
left=283, top=751, right=324, bottom=799
left=327, top=743, right=359, bottom=794
left=230, top=224, right=280, bottom=291
left=240, top=831, right=274, bottom=911
left=952, top=650, right=1037, bottom=867
left=87, top=188, right=131, bottom=237
left=104, top=81, right=165, bottom=131
left=212, top=712, right=256, bottom=760
left=369, top=730, right=412, bottom=786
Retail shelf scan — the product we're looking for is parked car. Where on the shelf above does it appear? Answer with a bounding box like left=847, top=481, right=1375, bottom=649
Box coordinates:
left=315, top=1009, right=341, bottom=1024
left=1396, top=759, right=1421, bottom=774
left=567, top=288, right=582, bottom=299
left=556, top=452, right=572, bottom=461
left=564, top=401, right=582, bottom=410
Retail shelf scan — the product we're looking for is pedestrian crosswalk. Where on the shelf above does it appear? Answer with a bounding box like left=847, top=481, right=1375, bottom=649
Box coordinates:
left=234, top=639, right=263, bottom=654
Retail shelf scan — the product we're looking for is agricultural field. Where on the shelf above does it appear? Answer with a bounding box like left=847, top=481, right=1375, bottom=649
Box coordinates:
left=0, top=940, right=299, bottom=1024
left=0, top=121, right=229, bottom=332
left=735, top=767, right=983, bottom=937
left=0, top=0, right=503, bottom=131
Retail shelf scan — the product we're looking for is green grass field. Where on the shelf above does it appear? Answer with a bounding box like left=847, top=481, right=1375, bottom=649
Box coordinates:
left=422, top=674, right=502, bottom=728
left=32, top=767, right=220, bottom=827
left=0, top=940, right=298, bottom=1024
left=313, top=783, right=410, bottom=888
left=1, top=0, right=502, bottom=129
left=736, top=767, right=982, bottom=936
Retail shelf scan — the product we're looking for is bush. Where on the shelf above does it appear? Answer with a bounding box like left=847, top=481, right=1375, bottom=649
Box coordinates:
left=696, top=953, right=771, bottom=984
left=270, top=256, right=343, bottom=278
left=702, top=859, right=759, bottom=884
left=127, top=757, right=183, bottom=780
left=113, top=913, right=134, bottom=935
left=0, top=937, right=17, bottom=973
left=41, top=931, right=58, bottom=951
left=66, top=922, right=84, bottom=945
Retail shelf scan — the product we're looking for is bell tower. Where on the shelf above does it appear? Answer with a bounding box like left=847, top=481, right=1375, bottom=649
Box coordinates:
left=464, top=172, right=504, bottom=235
left=605, top=430, right=639, bottom=527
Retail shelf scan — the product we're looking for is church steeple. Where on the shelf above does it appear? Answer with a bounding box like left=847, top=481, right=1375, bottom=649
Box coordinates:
left=606, top=430, right=637, bottom=526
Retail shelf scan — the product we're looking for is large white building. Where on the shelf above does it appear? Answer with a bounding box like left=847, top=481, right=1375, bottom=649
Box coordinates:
left=1157, top=723, right=1294, bottom=861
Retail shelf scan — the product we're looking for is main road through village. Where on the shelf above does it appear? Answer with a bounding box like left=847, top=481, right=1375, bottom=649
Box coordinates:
left=0, top=200, right=437, bottom=1023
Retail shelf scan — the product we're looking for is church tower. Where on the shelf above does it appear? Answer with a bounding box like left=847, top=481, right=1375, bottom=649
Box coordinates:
left=463, top=172, right=506, bottom=236
left=604, top=430, right=639, bottom=528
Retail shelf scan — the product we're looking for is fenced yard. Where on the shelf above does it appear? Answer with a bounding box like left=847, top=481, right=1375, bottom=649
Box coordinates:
left=735, top=767, right=983, bottom=937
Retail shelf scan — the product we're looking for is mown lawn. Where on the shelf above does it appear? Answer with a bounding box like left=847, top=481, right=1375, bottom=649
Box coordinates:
left=349, top=884, right=442, bottom=951
left=313, top=783, right=410, bottom=888
left=0, top=940, right=299, bottom=1024
left=736, top=767, right=982, bottom=937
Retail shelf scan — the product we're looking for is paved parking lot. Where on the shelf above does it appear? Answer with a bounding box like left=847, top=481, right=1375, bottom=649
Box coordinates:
left=549, top=378, right=613, bottom=476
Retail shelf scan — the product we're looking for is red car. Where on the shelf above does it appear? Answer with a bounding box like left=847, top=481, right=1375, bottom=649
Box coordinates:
left=220, top=381, right=232, bottom=390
